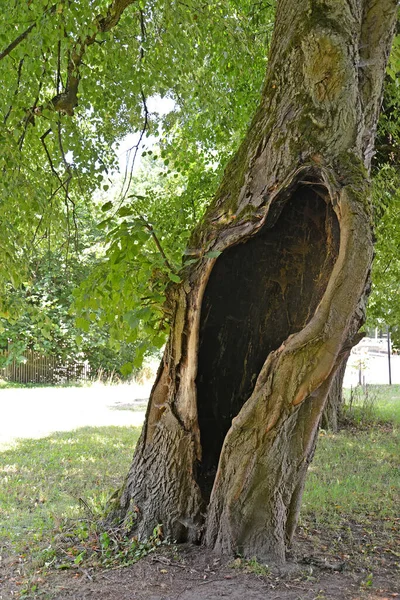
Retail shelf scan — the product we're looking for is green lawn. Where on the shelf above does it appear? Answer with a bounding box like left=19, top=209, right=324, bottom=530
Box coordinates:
left=303, top=383, right=399, bottom=519
left=342, top=383, right=400, bottom=426
left=0, top=384, right=399, bottom=593
left=0, top=426, right=141, bottom=554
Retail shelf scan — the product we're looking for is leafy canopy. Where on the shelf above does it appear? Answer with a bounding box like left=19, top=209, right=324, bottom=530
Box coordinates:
left=1, top=1, right=400, bottom=366
left=0, top=0, right=274, bottom=367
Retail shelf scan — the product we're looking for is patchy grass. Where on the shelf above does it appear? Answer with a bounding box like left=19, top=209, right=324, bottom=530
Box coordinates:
left=0, top=380, right=85, bottom=389
left=0, top=426, right=141, bottom=557
left=302, top=428, right=399, bottom=520
left=300, top=385, right=400, bottom=576
left=1, top=384, right=399, bottom=597
left=230, top=556, right=271, bottom=576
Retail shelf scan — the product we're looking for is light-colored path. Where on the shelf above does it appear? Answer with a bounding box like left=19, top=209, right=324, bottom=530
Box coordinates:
left=0, top=382, right=151, bottom=448
left=344, top=353, right=400, bottom=387
left=1, top=348, right=397, bottom=449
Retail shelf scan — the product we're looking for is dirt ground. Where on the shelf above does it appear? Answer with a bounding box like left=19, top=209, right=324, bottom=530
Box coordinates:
left=1, top=525, right=399, bottom=600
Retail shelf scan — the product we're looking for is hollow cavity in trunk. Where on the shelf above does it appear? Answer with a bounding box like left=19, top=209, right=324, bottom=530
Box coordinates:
left=196, top=185, right=340, bottom=499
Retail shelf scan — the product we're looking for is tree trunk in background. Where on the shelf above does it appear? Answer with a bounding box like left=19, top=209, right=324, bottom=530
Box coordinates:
left=110, top=0, right=397, bottom=564
left=321, top=353, right=349, bottom=432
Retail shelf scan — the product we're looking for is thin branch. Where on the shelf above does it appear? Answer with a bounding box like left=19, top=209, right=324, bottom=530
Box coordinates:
left=56, top=39, right=62, bottom=94
left=18, top=65, right=46, bottom=151
left=67, top=180, right=79, bottom=252
left=48, top=0, right=137, bottom=115
left=139, top=8, right=146, bottom=60
left=4, top=58, right=24, bottom=124
left=40, top=128, right=58, bottom=176
left=116, top=9, right=147, bottom=203
left=0, top=4, right=57, bottom=61
left=117, top=90, right=149, bottom=204
left=0, top=22, right=36, bottom=61
left=40, top=129, right=75, bottom=233
left=57, top=117, right=68, bottom=167
left=139, top=216, right=174, bottom=272
left=31, top=175, right=72, bottom=246
left=63, top=185, right=71, bottom=264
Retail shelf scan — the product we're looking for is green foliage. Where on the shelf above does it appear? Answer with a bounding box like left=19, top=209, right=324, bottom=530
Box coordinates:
left=368, top=167, right=400, bottom=349
left=0, top=246, right=144, bottom=376
left=368, top=37, right=400, bottom=346
left=0, top=0, right=275, bottom=365
left=1, top=0, right=399, bottom=364
left=73, top=152, right=222, bottom=361
left=0, top=0, right=274, bottom=278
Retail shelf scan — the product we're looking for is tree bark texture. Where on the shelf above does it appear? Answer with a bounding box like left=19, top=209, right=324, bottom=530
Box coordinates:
left=111, top=0, right=397, bottom=563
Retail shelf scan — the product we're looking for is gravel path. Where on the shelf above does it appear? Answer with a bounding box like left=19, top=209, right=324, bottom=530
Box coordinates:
left=0, top=382, right=150, bottom=448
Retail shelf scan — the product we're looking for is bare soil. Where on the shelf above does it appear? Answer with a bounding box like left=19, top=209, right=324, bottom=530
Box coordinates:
left=1, top=520, right=399, bottom=600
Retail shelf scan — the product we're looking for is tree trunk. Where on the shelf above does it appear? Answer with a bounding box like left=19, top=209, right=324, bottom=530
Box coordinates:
left=321, top=354, right=348, bottom=432
left=110, top=0, right=397, bottom=564
left=321, top=331, right=364, bottom=431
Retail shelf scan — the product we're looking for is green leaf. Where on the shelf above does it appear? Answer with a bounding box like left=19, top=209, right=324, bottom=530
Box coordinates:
left=101, top=201, right=113, bottom=212
left=204, top=250, right=222, bottom=259
left=117, top=206, right=135, bottom=217
left=75, top=317, right=90, bottom=333
left=120, top=361, right=133, bottom=376
left=168, top=272, right=181, bottom=283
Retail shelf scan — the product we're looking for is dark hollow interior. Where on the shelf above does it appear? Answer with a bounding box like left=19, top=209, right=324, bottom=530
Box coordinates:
left=195, top=186, right=340, bottom=500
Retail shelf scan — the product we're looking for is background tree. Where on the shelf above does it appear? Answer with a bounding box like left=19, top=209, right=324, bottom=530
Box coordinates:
left=0, top=0, right=274, bottom=370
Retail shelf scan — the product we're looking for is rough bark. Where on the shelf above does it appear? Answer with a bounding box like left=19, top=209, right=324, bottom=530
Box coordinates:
left=110, top=0, right=397, bottom=564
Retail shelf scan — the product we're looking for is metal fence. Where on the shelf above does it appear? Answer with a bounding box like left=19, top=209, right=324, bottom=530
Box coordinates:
left=0, top=350, right=90, bottom=384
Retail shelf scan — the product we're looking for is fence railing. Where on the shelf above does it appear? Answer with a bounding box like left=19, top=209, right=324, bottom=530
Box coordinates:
left=0, top=350, right=90, bottom=384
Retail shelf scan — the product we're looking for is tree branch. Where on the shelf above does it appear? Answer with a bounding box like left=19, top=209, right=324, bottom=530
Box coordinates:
left=358, top=0, right=398, bottom=168
left=0, top=4, right=57, bottom=61
left=0, top=22, right=37, bottom=62
left=48, top=0, right=137, bottom=116
left=3, top=58, right=24, bottom=124
left=140, top=217, right=174, bottom=272
left=118, top=90, right=149, bottom=203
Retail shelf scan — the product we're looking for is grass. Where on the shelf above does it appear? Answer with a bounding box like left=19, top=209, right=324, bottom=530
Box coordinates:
left=343, top=383, right=400, bottom=426
left=0, top=384, right=399, bottom=596
left=303, top=383, right=400, bottom=519
left=300, top=384, right=400, bottom=572
left=0, top=380, right=88, bottom=389
left=0, top=426, right=141, bottom=556
left=302, top=428, right=399, bottom=519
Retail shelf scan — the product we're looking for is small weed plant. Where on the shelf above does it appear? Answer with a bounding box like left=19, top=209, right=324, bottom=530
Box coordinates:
left=341, top=383, right=400, bottom=427
left=341, top=384, right=378, bottom=427
left=230, top=556, right=271, bottom=576
left=45, top=515, right=164, bottom=571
